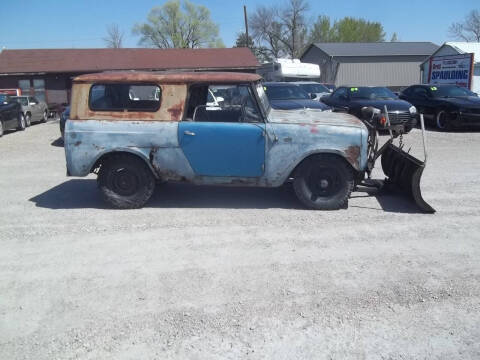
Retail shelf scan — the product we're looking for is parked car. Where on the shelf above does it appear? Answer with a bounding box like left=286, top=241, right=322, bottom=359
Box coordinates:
left=399, top=84, right=480, bottom=130
left=322, top=83, right=336, bottom=93
left=292, top=81, right=331, bottom=101
left=60, top=105, right=70, bottom=139
left=0, top=94, right=26, bottom=137
left=64, top=71, right=371, bottom=210
left=263, top=82, right=331, bottom=111
left=321, top=86, right=417, bottom=133
left=11, top=96, right=48, bottom=126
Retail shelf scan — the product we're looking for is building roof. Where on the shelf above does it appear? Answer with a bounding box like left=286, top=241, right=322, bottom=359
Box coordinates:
left=306, top=42, right=439, bottom=57
left=73, top=71, right=261, bottom=84
left=443, top=42, right=480, bottom=63
left=0, top=48, right=259, bottom=75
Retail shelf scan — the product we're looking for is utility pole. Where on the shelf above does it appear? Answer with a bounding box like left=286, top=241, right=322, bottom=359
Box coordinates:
left=243, top=5, right=249, bottom=48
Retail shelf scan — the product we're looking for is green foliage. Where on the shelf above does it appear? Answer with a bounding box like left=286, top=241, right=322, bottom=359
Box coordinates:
left=309, top=16, right=386, bottom=43
left=133, top=0, right=224, bottom=48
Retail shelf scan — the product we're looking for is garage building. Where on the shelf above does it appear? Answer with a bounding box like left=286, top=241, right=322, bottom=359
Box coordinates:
left=301, top=42, right=439, bottom=91
left=0, top=47, right=259, bottom=106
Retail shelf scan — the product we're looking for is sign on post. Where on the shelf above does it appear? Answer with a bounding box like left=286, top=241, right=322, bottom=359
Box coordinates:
left=427, top=53, right=474, bottom=89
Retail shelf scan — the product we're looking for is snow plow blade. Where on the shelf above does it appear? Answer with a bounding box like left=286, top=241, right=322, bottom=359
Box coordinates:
left=380, top=142, right=435, bottom=213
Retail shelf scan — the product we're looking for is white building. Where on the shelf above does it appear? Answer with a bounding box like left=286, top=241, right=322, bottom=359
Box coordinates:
left=421, top=42, right=480, bottom=94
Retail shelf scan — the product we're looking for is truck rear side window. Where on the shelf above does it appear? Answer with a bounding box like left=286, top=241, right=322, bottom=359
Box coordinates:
left=89, top=84, right=161, bottom=112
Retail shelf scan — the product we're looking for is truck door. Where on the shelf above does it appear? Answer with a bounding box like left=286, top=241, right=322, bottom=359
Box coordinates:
left=179, top=84, right=265, bottom=177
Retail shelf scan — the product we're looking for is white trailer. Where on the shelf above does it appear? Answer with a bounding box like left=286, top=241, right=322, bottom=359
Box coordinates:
left=257, top=58, right=321, bottom=82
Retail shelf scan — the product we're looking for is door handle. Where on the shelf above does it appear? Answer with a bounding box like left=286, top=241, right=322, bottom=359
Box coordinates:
left=184, top=130, right=196, bottom=136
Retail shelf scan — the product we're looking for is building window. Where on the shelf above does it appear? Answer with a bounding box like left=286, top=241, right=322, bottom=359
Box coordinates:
left=89, top=84, right=161, bottom=112
left=33, top=79, right=46, bottom=102
left=18, top=80, right=30, bottom=96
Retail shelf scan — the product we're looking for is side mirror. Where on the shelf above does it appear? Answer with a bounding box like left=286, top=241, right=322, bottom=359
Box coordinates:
left=310, top=93, right=317, bottom=100
left=216, top=96, right=225, bottom=105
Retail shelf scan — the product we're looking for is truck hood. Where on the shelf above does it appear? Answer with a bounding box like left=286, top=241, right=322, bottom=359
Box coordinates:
left=268, top=108, right=365, bottom=129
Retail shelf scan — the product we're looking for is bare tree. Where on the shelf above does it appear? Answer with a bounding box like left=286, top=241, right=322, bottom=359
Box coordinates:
left=103, top=24, right=124, bottom=48
left=449, top=9, right=480, bottom=42
left=250, top=0, right=309, bottom=60
left=277, top=0, right=310, bottom=59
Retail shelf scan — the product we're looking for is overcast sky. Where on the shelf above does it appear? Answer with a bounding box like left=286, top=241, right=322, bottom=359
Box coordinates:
left=0, top=0, right=478, bottom=49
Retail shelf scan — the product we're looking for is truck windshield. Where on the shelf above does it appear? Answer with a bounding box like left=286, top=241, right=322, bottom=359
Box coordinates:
left=0, top=94, right=10, bottom=103
left=256, top=83, right=271, bottom=115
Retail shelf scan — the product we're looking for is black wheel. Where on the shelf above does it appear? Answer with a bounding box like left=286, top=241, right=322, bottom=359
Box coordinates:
left=97, top=154, right=155, bottom=209
left=17, top=113, right=26, bottom=131
left=25, top=113, right=31, bottom=127
left=435, top=110, right=451, bottom=131
left=293, top=155, right=354, bottom=210
left=41, top=110, right=48, bottom=123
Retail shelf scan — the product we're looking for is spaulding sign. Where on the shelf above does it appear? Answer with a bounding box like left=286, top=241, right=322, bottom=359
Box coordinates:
left=427, top=53, right=474, bottom=89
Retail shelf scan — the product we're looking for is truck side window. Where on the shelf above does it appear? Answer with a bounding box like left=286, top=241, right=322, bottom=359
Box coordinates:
left=89, top=84, right=161, bottom=112
left=186, top=84, right=262, bottom=123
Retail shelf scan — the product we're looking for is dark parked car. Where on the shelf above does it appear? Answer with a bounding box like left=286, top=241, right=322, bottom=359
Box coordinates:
left=321, top=86, right=417, bottom=132
left=60, top=106, right=70, bottom=139
left=263, top=82, right=331, bottom=111
left=0, top=94, right=26, bottom=137
left=399, top=84, right=480, bottom=130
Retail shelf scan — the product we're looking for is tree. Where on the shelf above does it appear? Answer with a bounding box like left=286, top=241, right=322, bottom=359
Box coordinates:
left=103, top=24, right=124, bottom=48
left=250, top=0, right=309, bottom=60
left=132, top=0, right=224, bottom=48
left=309, top=16, right=385, bottom=43
left=234, top=32, right=254, bottom=48
left=390, top=32, right=398, bottom=42
left=449, top=9, right=480, bottom=42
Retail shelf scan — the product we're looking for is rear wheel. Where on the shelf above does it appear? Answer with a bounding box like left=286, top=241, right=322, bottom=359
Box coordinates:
left=436, top=110, right=451, bottom=130
left=17, top=113, right=26, bottom=131
left=293, top=155, right=354, bottom=210
left=97, top=154, right=155, bottom=209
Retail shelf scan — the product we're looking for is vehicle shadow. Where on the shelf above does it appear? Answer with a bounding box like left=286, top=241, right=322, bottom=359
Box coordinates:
left=51, top=137, right=64, bottom=147
left=29, top=180, right=302, bottom=210
left=29, top=179, right=426, bottom=213
left=351, top=187, right=426, bottom=214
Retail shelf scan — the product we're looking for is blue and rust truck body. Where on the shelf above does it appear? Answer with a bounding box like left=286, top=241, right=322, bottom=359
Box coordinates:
left=64, top=71, right=433, bottom=212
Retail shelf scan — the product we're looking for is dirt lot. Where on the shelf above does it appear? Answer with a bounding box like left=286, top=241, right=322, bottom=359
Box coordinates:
left=0, top=120, right=479, bottom=359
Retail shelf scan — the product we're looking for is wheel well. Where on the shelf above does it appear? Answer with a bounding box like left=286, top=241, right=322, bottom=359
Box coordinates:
left=289, top=152, right=357, bottom=179
left=90, top=151, right=156, bottom=177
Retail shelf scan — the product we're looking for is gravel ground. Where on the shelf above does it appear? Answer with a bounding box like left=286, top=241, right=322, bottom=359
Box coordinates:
left=0, top=120, right=479, bottom=359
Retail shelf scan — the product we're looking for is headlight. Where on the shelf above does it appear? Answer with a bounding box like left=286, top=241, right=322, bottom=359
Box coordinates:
left=409, top=106, right=417, bottom=114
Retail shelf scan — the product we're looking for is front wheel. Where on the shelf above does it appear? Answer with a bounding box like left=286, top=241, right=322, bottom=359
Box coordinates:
left=436, top=110, right=451, bottom=130
left=97, top=155, right=155, bottom=209
left=41, top=110, right=48, bottom=123
left=17, top=113, right=26, bottom=131
left=25, top=113, right=31, bottom=127
left=293, top=155, right=354, bottom=210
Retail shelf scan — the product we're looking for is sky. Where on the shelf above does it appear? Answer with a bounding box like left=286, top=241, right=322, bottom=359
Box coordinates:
left=0, top=0, right=478, bottom=50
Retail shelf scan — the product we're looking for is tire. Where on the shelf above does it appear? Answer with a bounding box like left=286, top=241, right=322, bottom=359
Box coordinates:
left=293, top=155, right=354, bottom=210
left=17, top=113, right=26, bottom=131
left=25, top=113, right=31, bottom=127
left=41, top=110, right=48, bottom=123
left=97, top=154, right=155, bottom=209
left=435, top=110, right=451, bottom=131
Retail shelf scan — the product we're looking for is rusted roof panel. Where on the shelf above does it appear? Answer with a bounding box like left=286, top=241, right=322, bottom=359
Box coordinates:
left=0, top=48, right=259, bottom=74
left=73, top=71, right=261, bottom=84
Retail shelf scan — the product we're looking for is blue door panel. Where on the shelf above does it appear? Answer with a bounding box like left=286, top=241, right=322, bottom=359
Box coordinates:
left=178, top=122, right=265, bottom=177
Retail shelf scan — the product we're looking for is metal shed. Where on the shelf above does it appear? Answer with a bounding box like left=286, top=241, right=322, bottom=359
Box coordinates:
left=301, top=42, right=439, bottom=91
